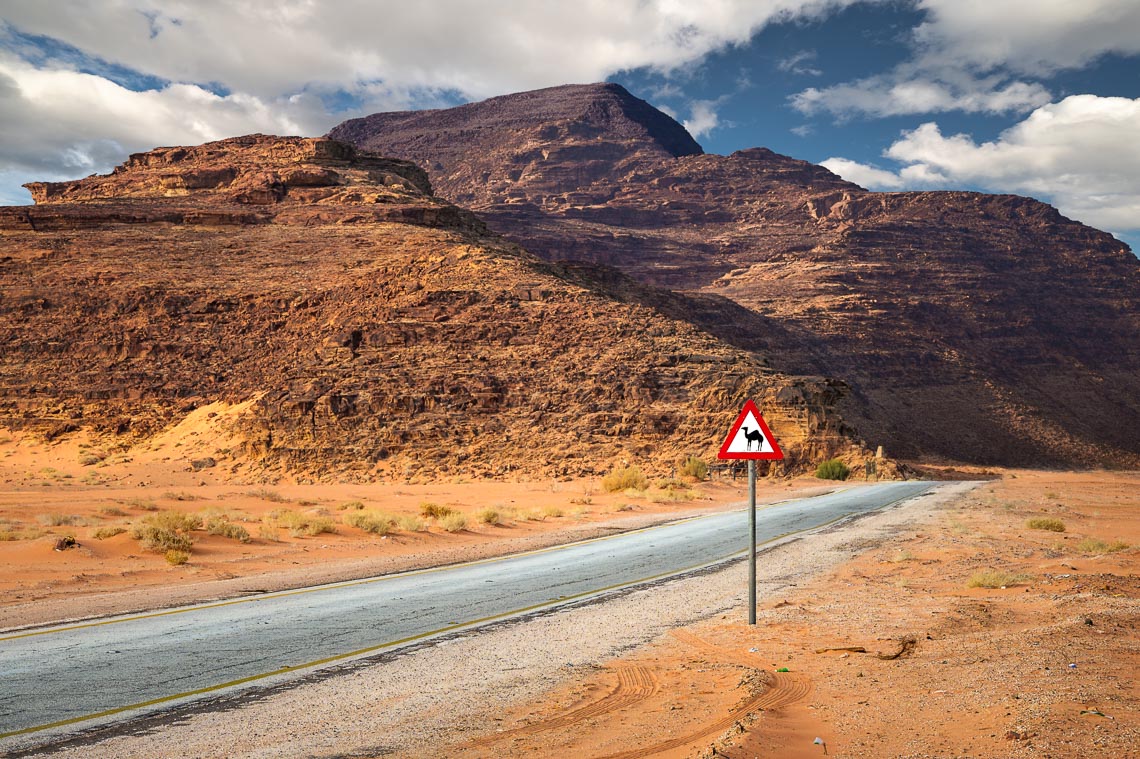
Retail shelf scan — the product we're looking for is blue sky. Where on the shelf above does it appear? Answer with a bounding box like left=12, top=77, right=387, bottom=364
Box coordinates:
left=1, top=1, right=1138, bottom=251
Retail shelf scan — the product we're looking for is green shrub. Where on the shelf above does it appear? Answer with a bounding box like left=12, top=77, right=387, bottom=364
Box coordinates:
left=1026, top=517, right=1066, bottom=532
left=602, top=466, right=648, bottom=493
left=815, top=459, right=850, bottom=480
left=678, top=456, right=708, bottom=480
left=439, top=512, right=468, bottom=532
left=420, top=502, right=457, bottom=519
left=343, top=510, right=395, bottom=535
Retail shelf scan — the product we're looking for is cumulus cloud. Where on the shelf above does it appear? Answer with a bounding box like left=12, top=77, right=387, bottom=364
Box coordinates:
left=822, top=95, right=1140, bottom=236
left=683, top=100, right=721, bottom=138
left=792, top=70, right=1052, bottom=118
left=792, top=0, right=1140, bottom=119
left=0, top=0, right=868, bottom=197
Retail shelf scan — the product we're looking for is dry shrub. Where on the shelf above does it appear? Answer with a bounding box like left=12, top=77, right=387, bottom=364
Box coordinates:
left=602, top=466, right=648, bottom=493
left=1026, top=517, right=1066, bottom=532
left=1076, top=537, right=1130, bottom=553
left=541, top=505, right=564, bottom=519
left=165, top=549, right=190, bottom=565
left=93, top=526, right=127, bottom=540
left=678, top=456, right=708, bottom=480
left=967, top=569, right=1032, bottom=588
left=247, top=488, right=290, bottom=503
left=204, top=517, right=251, bottom=543
left=163, top=491, right=204, bottom=502
left=475, top=508, right=501, bottom=525
left=338, top=500, right=365, bottom=511
left=343, top=510, right=395, bottom=535
left=420, top=502, right=456, bottom=519
left=266, top=509, right=336, bottom=537
left=395, top=515, right=427, bottom=532
left=38, top=513, right=84, bottom=527
left=439, top=512, right=468, bottom=532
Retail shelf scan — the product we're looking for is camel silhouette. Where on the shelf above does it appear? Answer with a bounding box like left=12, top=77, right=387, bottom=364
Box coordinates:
left=741, top=426, right=765, bottom=451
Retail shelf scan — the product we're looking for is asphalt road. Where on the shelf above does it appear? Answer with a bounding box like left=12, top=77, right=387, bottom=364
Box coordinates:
left=0, top=481, right=932, bottom=739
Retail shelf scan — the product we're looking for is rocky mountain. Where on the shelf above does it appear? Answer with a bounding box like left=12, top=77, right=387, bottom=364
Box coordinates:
left=330, top=83, right=1140, bottom=468
left=0, top=134, right=868, bottom=481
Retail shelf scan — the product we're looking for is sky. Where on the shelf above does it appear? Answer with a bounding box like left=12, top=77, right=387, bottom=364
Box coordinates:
left=1, top=1, right=1138, bottom=252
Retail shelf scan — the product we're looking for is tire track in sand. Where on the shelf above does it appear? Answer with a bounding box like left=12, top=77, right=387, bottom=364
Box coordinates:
left=593, top=630, right=812, bottom=758
left=464, top=663, right=659, bottom=748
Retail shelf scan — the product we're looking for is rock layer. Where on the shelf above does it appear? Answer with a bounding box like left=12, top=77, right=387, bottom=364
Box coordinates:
left=331, top=83, right=1140, bottom=467
left=0, top=135, right=864, bottom=480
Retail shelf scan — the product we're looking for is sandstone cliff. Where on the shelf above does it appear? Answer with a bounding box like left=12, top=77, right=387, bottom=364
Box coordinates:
left=0, top=135, right=864, bottom=481
left=331, top=83, right=1140, bottom=468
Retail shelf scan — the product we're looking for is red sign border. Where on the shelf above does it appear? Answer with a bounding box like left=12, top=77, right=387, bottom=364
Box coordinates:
left=717, top=399, right=785, bottom=460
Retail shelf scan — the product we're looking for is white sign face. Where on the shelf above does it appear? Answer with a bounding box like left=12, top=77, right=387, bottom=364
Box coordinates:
left=722, top=410, right=776, bottom=454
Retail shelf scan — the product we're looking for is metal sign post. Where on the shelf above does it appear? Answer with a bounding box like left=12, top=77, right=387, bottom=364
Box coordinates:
left=748, top=459, right=756, bottom=625
left=717, top=399, right=784, bottom=627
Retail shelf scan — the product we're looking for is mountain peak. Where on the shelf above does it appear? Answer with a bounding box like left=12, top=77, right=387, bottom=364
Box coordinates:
left=330, top=82, right=702, bottom=161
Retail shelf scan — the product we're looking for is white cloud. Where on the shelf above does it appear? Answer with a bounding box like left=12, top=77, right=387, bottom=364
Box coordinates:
left=914, top=0, right=1140, bottom=75
left=792, top=0, right=1140, bottom=119
left=777, top=50, right=821, bottom=76
left=683, top=100, right=721, bottom=138
left=792, top=71, right=1052, bottom=118
left=0, top=0, right=869, bottom=198
left=818, top=157, right=904, bottom=189
left=822, top=95, right=1140, bottom=236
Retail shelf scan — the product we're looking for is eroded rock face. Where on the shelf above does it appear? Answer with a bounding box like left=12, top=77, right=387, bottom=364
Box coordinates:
left=330, top=83, right=1140, bottom=468
left=0, top=134, right=862, bottom=480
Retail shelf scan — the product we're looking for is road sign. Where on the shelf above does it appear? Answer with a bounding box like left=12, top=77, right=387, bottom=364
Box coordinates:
left=717, top=399, right=785, bottom=461
left=717, top=399, right=785, bottom=626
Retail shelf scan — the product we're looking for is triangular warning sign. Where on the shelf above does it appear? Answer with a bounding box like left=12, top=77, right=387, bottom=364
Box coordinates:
left=717, top=399, right=785, bottom=460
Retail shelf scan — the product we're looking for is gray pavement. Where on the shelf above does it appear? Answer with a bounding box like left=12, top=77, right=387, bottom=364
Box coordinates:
left=0, top=481, right=932, bottom=738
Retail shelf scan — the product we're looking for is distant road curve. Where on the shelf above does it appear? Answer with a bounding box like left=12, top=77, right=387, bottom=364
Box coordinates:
left=0, top=481, right=933, bottom=741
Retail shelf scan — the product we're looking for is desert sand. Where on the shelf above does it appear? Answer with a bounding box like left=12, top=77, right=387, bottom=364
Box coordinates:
left=2, top=426, right=1137, bottom=758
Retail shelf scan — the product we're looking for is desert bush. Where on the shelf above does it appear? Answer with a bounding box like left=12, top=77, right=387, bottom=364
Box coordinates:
left=655, top=478, right=690, bottom=491
left=143, top=510, right=203, bottom=532
left=132, top=525, right=193, bottom=553
left=967, top=569, right=1032, bottom=588
left=569, top=496, right=593, bottom=506
left=343, top=510, right=395, bottom=535
left=38, top=513, right=83, bottom=527
left=99, top=506, right=128, bottom=517
left=541, top=505, right=564, bottom=519
left=475, top=508, right=501, bottom=525
left=163, top=491, right=204, bottom=502
left=678, top=456, right=708, bottom=480
left=266, top=509, right=336, bottom=537
left=78, top=452, right=105, bottom=466
left=439, top=512, right=468, bottom=532
left=395, top=514, right=427, bottom=532
left=647, top=488, right=697, bottom=503
left=420, top=502, right=457, bottom=519
left=165, top=549, right=190, bottom=565
left=338, top=500, right=365, bottom=511
left=204, top=517, right=251, bottom=543
left=124, top=498, right=159, bottom=511
left=93, top=526, right=127, bottom=540
left=602, top=465, right=648, bottom=493
left=258, top=524, right=280, bottom=542
left=1076, top=537, right=1130, bottom=553
left=1026, top=517, right=1066, bottom=532
left=246, top=488, right=290, bottom=503
left=815, top=459, right=850, bottom=480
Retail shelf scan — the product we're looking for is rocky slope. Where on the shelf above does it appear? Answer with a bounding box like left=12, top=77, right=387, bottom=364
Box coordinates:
left=0, top=135, right=865, bottom=481
left=331, top=83, right=1140, bottom=467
